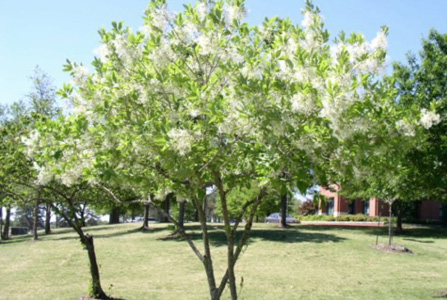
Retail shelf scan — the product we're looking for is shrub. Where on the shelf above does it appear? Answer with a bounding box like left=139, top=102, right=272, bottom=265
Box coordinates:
left=299, top=200, right=318, bottom=216
left=335, top=215, right=350, bottom=221
left=351, top=214, right=367, bottom=221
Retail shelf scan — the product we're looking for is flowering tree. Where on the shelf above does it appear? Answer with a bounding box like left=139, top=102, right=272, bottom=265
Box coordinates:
left=27, top=0, right=405, bottom=299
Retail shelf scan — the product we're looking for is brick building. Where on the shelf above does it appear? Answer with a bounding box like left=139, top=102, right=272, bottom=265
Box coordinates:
left=319, top=185, right=445, bottom=221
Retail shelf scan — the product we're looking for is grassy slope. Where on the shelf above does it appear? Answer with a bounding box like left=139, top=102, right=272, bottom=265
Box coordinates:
left=1, top=223, right=447, bottom=300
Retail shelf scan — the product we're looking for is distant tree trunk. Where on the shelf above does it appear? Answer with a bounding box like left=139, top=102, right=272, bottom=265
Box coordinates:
left=161, top=194, right=171, bottom=223
left=45, top=203, right=51, bottom=234
left=131, top=207, right=136, bottom=222
left=142, top=204, right=150, bottom=229
left=178, top=201, right=186, bottom=232
left=33, top=198, right=40, bottom=241
left=109, top=207, right=120, bottom=224
left=395, top=200, right=403, bottom=234
left=194, top=207, right=199, bottom=222
left=2, top=207, right=11, bottom=240
left=388, top=199, right=394, bottom=246
left=279, top=192, right=288, bottom=228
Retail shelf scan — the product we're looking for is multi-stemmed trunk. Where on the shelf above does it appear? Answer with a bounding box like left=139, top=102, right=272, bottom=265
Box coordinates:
left=279, top=192, right=288, bottom=228
left=2, top=206, right=11, bottom=240
left=45, top=203, right=51, bottom=234
left=148, top=168, right=267, bottom=300
left=153, top=180, right=266, bottom=300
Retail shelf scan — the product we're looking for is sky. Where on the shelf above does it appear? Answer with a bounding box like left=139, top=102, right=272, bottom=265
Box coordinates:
left=1, top=0, right=447, bottom=106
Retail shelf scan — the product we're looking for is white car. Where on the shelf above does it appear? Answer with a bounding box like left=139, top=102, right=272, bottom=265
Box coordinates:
left=265, top=213, right=299, bottom=223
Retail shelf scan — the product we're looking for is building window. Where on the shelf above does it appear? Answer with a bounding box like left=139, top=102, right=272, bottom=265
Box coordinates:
left=349, top=201, right=355, bottom=215
left=328, top=198, right=334, bottom=215
left=364, top=200, right=370, bottom=215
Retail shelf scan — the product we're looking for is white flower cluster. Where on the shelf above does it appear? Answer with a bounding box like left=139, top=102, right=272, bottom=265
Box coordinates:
left=93, top=44, right=111, bottom=63
left=33, top=162, right=53, bottom=185
left=72, top=64, right=89, bottom=87
left=301, top=11, right=317, bottom=28
left=371, top=30, right=388, bottom=51
left=22, top=130, right=40, bottom=158
left=167, top=128, right=194, bottom=156
left=396, top=119, right=416, bottom=137
left=420, top=108, right=441, bottom=129
left=290, top=93, right=314, bottom=115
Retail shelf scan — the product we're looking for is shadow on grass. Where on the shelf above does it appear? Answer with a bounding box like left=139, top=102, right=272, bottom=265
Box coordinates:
left=1, top=224, right=172, bottom=244
left=165, top=225, right=346, bottom=247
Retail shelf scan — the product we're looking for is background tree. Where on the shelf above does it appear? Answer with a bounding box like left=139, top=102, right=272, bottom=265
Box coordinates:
left=392, top=30, right=447, bottom=206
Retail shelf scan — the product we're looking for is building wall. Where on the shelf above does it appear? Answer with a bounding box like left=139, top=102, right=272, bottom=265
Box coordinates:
left=369, top=198, right=389, bottom=217
left=319, top=185, right=339, bottom=215
left=418, top=201, right=442, bottom=221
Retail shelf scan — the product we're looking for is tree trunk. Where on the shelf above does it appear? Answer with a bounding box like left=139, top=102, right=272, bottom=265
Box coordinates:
left=388, top=200, right=393, bottom=246
left=178, top=201, right=186, bottom=232
left=3, top=207, right=11, bottom=240
left=49, top=201, right=109, bottom=299
left=194, top=207, right=199, bottom=222
left=279, top=192, right=288, bottom=228
left=109, top=207, right=120, bottom=224
left=161, top=194, right=171, bottom=223
left=80, top=234, right=108, bottom=299
left=195, top=196, right=219, bottom=299
left=131, top=207, right=136, bottom=222
left=395, top=200, right=403, bottom=234
left=143, top=204, right=150, bottom=229
left=45, top=203, right=51, bottom=234
left=80, top=205, right=87, bottom=227
left=33, top=199, right=40, bottom=241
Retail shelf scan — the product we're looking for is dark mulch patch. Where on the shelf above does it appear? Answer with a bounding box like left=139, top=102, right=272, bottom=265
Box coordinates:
left=373, top=244, right=413, bottom=254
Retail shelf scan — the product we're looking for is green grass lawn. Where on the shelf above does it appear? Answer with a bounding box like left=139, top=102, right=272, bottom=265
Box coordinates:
left=1, top=223, right=447, bottom=300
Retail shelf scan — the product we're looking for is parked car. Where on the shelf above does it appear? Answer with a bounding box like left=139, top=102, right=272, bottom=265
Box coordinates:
left=265, top=213, right=299, bottom=223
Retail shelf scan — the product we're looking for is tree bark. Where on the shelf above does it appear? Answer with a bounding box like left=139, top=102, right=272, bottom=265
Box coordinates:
left=33, top=198, right=40, bottom=241
left=81, top=234, right=109, bottom=299
left=109, top=207, right=120, bottom=224
left=50, top=202, right=109, bottom=299
left=279, top=192, right=288, bottom=228
left=178, top=201, right=186, bottom=233
left=45, top=203, right=51, bottom=234
left=143, top=203, right=150, bottom=229
left=395, top=200, right=403, bottom=234
left=161, top=194, right=171, bottom=223
left=388, top=200, right=393, bottom=246
left=80, top=204, right=87, bottom=227
left=195, top=195, right=218, bottom=299
left=3, top=207, right=11, bottom=240
left=194, top=207, right=199, bottom=222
